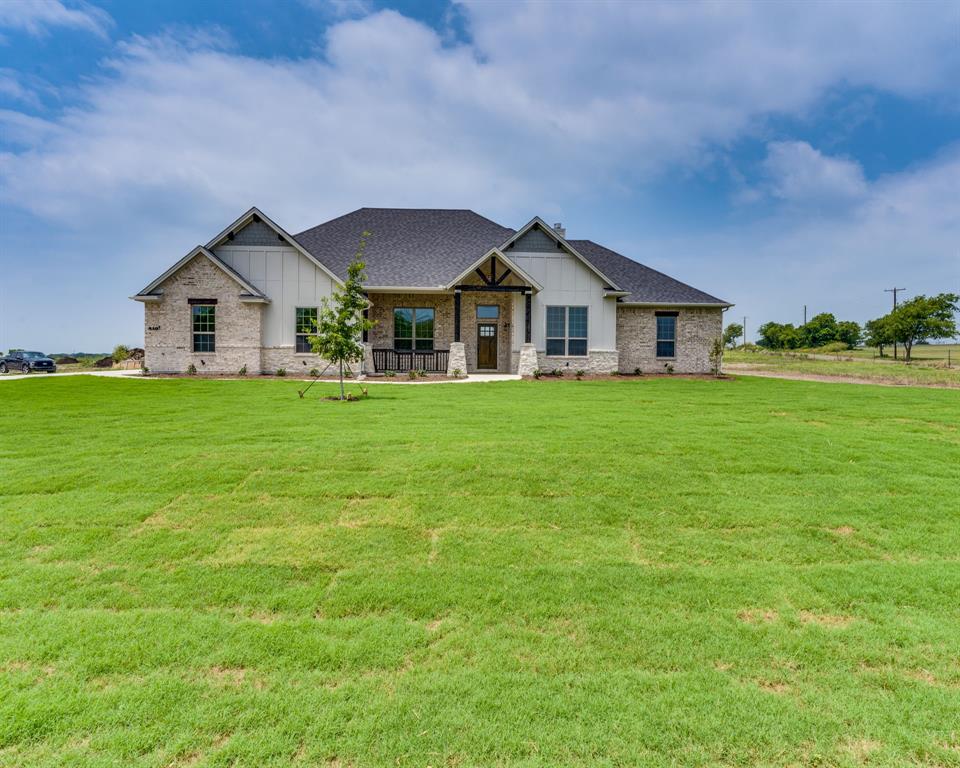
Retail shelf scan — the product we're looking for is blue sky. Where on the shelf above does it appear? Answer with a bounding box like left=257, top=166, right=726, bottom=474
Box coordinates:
left=1, top=0, right=958, bottom=352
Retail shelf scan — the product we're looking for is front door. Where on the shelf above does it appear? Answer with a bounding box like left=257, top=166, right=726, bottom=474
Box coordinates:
left=477, top=323, right=498, bottom=370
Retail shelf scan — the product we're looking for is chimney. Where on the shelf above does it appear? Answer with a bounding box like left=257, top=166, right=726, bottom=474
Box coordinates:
left=553, top=222, right=566, bottom=239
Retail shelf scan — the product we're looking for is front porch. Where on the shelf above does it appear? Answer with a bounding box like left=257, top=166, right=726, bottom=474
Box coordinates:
left=364, top=253, right=538, bottom=375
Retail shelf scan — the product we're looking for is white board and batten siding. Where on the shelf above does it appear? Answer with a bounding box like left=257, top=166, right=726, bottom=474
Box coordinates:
left=508, top=250, right=618, bottom=352
left=214, top=245, right=336, bottom=347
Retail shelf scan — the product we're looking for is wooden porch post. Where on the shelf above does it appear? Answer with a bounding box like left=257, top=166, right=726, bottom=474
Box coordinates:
left=524, top=291, right=532, bottom=344
left=454, top=290, right=462, bottom=343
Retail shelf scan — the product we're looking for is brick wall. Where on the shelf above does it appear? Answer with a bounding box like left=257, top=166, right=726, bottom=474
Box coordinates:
left=143, top=255, right=263, bottom=374
left=616, top=306, right=722, bottom=374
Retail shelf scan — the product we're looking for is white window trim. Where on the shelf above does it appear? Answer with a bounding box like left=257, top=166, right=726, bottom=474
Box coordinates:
left=545, top=305, right=589, bottom=357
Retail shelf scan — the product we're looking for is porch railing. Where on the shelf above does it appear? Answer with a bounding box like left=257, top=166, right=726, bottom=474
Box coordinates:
left=372, top=348, right=449, bottom=373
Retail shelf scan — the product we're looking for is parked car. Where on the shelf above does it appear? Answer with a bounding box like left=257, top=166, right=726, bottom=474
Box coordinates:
left=0, top=350, right=57, bottom=374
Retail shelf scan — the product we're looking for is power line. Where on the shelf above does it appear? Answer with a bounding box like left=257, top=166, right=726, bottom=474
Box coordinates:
left=884, top=287, right=905, bottom=360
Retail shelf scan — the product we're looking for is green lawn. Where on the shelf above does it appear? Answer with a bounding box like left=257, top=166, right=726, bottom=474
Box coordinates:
left=1, top=375, right=960, bottom=767
left=726, top=348, right=960, bottom=387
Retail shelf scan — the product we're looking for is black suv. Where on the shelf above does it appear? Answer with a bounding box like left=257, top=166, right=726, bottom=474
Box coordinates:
left=0, top=351, right=57, bottom=374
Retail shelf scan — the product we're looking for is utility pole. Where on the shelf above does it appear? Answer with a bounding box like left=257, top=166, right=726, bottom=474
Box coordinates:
left=803, top=305, right=807, bottom=325
left=742, top=316, right=748, bottom=349
left=884, top=287, right=905, bottom=360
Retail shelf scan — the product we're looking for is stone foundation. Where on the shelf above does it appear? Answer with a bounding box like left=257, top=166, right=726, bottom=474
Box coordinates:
left=536, top=350, right=619, bottom=374
left=259, top=347, right=347, bottom=377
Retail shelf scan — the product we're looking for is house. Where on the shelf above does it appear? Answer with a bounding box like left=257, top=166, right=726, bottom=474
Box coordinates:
left=132, top=207, right=732, bottom=376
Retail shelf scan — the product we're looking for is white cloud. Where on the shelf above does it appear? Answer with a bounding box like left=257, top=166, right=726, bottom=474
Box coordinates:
left=0, top=0, right=112, bottom=39
left=758, top=141, right=867, bottom=205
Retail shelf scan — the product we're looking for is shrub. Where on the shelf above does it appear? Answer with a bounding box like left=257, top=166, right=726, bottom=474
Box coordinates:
left=309, top=368, right=320, bottom=377
left=575, top=369, right=585, bottom=379
left=532, top=368, right=543, bottom=379
left=552, top=368, right=564, bottom=377
left=634, top=367, right=642, bottom=376
left=238, top=365, right=247, bottom=377
left=407, top=369, right=419, bottom=380
left=112, top=344, right=131, bottom=363
left=140, top=364, right=149, bottom=375
left=186, top=363, right=197, bottom=375
left=385, top=370, right=396, bottom=378
left=664, top=363, right=674, bottom=374
left=452, top=367, right=463, bottom=378
left=276, top=368, right=286, bottom=377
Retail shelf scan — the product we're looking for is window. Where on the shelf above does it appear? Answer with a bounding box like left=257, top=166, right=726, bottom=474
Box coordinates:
left=295, top=307, right=318, bottom=353
left=545, top=306, right=588, bottom=356
left=656, top=313, right=677, bottom=358
left=192, top=305, right=215, bottom=352
left=394, top=307, right=434, bottom=350
left=477, top=304, right=499, bottom=319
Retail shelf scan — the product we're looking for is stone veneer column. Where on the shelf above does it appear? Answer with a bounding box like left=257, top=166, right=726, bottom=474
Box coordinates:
left=517, top=343, right=539, bottom=377
left=447, top=341, right=467, bottom=377
left=362, top=343, right=375, bottom=377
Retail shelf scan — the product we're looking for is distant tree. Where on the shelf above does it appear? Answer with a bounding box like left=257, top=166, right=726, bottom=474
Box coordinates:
left=112, top=344, right=131, bottom=363
left=864, top=316, right=894, bottom=357
left=800, top=313, right=839, bottom=348
left=757, top=322, right=802, bottom=350
left=722, top=323, right=744, bottom=349
left=835, top=320, right=862, bottom=350
left=888, top=293, right=959, bottom=361
left=309, top=232, right=375, bottom=400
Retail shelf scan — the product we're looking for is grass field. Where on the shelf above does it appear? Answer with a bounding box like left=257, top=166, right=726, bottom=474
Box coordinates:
left=726, top=348, right=960, bottom=387
left=1, top=375, right=959, bottom=767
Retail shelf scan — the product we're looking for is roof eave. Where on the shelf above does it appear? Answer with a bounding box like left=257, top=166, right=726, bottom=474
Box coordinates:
left=618, top=300, right=734, bottom=308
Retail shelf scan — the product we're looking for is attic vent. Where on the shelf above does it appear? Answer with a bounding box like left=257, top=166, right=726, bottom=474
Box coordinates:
left=553, top=222, right=566, bottom=239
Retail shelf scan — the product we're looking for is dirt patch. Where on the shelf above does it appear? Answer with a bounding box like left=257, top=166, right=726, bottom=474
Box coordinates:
left=756, top=680, right=790, bottom=694
left=832, top=525, right=856, bottom=537
left=725, top=365, right=960, bottom=389
left=714, top=661, right=733, bottom=671
left=738, top=609, right=778, bottom=624
left=799, top=611, right=853, bottom=628
left=841, top=738, right=881, bottom=762
left=207, top=666, right=264, bottom=689
left=530, top=373, right=734, bottom=383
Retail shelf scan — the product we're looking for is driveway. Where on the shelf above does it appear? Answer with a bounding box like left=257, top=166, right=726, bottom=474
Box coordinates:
left=0, top=369, right=144, bottom=382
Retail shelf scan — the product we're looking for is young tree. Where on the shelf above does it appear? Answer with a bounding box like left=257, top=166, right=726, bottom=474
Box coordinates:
left=888, top=293, right=959, bottom=361
left=112, top=344, right=131, bottom=363
left=864, top=316, right=893, bottom=356
left=722, top=322, right=744, bottom=349
left=309, top=232, right=375, bottom=400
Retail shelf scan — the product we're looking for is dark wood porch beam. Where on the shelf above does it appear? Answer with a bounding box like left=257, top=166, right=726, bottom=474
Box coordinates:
left=489, top=254, right=497, bottom=284
left=494, top=268, right=513, bottom=286
left=454, top=289, right=461, bottom=342
left=475, top=267, right=493, bottom=285
left=525, top=292, right=532, bottom=344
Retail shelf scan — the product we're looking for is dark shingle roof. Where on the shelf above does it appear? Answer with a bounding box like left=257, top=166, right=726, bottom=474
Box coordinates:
left=570, top=239, right=730, bottom=305
left=294, top=208, right=514, bottom=287
left=292, top=208, right=728, bottom=305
